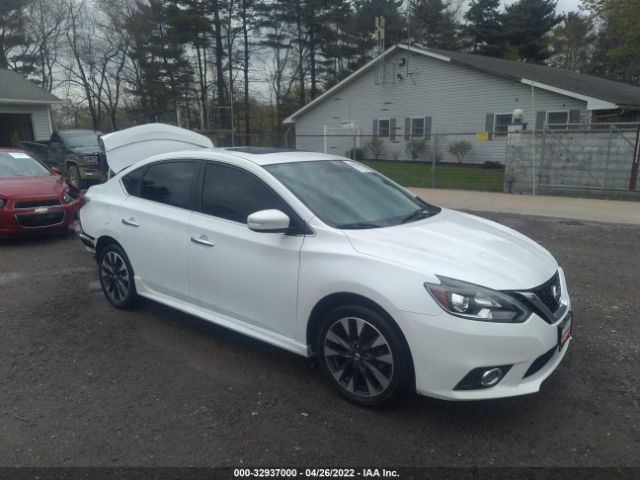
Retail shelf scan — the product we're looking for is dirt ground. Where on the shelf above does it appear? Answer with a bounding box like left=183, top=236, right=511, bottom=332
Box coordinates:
left=0, top=212, right=638, bottom=468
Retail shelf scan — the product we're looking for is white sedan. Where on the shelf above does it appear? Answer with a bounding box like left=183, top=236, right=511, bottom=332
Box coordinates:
left=79, top=124, right=572, bottom=406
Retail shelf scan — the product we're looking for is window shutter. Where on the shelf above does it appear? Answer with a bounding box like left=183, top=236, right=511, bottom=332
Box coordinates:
left=424, top=116, right=432, bottom=141
left=569, top=109, right=581, bottom=129
left=485, top=113, right=495, bottom=140
left=390, top=118, right=396, bottom=141
left=535, top=111, right=546, bottom=131
left=405, top=117, right=411, bottom=140
left=372, top=119, right=378, bottom=138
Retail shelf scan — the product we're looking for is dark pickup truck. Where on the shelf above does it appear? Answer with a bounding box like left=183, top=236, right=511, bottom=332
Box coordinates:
left=21, top=129, right=105, bottom=189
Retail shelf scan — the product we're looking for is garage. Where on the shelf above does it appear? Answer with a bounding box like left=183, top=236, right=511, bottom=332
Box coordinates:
left=0, top=113, right=34, bottom=146
left=0, top=69, right=61, bottom=147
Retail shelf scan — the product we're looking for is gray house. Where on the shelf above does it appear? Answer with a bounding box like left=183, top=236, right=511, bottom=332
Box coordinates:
left=283, top=44, right=640, bottom=163
left=0, top=69, right=61, bottom=147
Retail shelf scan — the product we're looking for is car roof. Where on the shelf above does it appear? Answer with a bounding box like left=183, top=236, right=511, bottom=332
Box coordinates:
left=210, top=147, right=347, bottom=166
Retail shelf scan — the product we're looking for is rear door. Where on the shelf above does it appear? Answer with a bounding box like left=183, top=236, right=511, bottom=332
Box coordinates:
left=187, top=162, right=305, bottom=337
left=116, top=160, right=199, bottom=302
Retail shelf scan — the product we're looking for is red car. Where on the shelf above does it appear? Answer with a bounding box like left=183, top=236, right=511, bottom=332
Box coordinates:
left=0, top=148, right=82, bottom=236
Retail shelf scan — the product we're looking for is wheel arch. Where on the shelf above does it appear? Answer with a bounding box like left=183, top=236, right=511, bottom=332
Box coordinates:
left=95, top=235, right=122, bottom=260
left=306, top=292, right=416, bottom=391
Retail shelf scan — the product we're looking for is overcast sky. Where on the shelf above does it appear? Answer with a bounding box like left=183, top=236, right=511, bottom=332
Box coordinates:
left=501, top=0, right=582, bottom=13
left=556, top=0, right=582, bottom=13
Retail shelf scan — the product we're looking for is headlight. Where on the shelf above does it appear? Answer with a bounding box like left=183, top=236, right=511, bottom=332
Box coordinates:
left=62, top=192, right=73, bottom=204
left=424, top=276, right=531, bottom=323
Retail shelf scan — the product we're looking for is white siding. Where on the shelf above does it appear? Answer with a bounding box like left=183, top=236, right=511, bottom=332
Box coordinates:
left=293, top=51, right=587, bottom=163
left=0, top=103, right=53, bottom=141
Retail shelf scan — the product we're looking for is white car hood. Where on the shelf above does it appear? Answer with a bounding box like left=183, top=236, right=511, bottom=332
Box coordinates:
left=345, top=209, right=558, bottom=291
left=101, top=123, right=214, bottom=173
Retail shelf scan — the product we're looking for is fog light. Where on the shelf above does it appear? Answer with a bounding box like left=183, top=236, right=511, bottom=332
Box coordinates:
left=481, top=368, right=504, bottom=387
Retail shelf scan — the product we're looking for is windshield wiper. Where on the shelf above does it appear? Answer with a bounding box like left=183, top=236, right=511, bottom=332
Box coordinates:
left=336, top=222, right=381, bottom=230
left=401, top=207, right=433, bottom=224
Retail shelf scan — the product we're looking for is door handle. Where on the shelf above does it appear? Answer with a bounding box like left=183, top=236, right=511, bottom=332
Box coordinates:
left=190, top=235, right=215, bottom=247
left=121, top=218, right=139, bottom=227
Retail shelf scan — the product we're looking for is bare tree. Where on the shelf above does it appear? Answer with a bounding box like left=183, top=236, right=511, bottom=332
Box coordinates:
left=28, top=0, right=67, bottom=91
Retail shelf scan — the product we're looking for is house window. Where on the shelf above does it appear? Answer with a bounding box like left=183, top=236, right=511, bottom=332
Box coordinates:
left=378, top=119, right=390, bottom=138
left=547, top=111, right=569, bottom=130
left=411, top=118, right=425, bottom=138
left=493, top=114, right=512, bottom=136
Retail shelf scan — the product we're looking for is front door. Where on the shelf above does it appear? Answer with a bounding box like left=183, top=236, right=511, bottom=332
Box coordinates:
left=187, top=162, right=304, bottom=337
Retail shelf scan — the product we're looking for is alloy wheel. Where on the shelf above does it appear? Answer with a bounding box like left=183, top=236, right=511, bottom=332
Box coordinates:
left=100, top=251, right=131, bottom=304
left=323, top=316, right=395, bottom=398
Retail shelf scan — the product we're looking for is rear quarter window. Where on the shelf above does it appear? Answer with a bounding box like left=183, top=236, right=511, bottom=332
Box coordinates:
left=121, top=167, right=144, bottom=195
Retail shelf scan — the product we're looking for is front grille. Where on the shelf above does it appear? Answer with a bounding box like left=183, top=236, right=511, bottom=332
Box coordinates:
left=531, top=272, right=561, bottom=313
left=14, top=199, right=61, bottom=209
left=524, top=346, right=556, bottom=378
left=16, top=211, right=65, bottom=228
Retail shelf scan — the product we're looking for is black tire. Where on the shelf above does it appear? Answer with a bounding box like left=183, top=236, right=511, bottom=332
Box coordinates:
left=67, top=164, right=86, bottom=189
left=316, top=305, right=410, bottom=407
left=98, top=243, right=138, bottom=309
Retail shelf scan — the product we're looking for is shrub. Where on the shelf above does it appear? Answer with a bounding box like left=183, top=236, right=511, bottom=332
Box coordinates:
left=346, top=147, right=365, bottom=161
left=405, top=139, right=426, bottom=161
left=447, top=140, right=473, bottom=163
left=364, top=138, right=385, bottom=160
left=481, top=160, right=505, bottom=169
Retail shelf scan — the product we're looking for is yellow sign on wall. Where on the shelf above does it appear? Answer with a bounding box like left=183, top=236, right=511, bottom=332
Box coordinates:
left=476, top=131, right=490, bottom=141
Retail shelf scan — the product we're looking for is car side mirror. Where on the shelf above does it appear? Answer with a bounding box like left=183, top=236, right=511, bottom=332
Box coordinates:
left=247, top=209, right=290, bottom=233
left=51, top=167, right=62, bottom=175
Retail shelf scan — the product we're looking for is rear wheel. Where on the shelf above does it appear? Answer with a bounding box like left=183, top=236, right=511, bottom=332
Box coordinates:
left=67, top=164, right=86, bottom=189
left=316, top=305, right=408, bottom=406
left=98, top=244, right=138, bottom=309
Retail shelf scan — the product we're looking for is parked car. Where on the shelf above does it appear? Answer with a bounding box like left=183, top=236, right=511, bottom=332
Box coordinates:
left=0, top=148, right=82, bottom=236
left=20, top=129, right=104, bottom=189
left=78, top=124, right=572, bottom=406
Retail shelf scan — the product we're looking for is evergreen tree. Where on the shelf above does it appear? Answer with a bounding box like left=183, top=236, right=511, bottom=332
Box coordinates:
left=463, top=0, right=502, bottom=56
left=125, top=0, right=192, bottom=124
left=501, top=0, right=561, bottom=64
left=0, top=0, right=32, bottom=71
left=408, top=0, right=460, bottom=50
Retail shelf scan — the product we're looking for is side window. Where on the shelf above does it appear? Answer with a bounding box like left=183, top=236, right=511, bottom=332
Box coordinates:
left=378, top=119, right=390, bottom=138
left=138, top=161, right=198, bottom=209
left=411, top=118, right=425, bottom=138
left=201, top=163, right=288, bottom=224
left=121, top=167, right=145, bottom=195
left=547, top=111, right=569, bottom=130
left=493, top=114, right=512, bottom=136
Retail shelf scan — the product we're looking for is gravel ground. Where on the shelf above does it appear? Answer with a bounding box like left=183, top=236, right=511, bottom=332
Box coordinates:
left=0, top=212, right=638, bottom=468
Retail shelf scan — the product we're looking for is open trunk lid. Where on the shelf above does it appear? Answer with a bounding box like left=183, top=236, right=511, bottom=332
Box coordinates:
left=100, top=123, right=214, bottom=174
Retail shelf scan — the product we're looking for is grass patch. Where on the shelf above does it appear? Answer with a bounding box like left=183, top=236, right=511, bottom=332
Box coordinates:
left=361, top=160, right=505, bottom=192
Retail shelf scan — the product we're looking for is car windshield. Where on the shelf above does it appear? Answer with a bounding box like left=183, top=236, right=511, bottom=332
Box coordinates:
left=0, top=152, right=51, bottom=177
left=65, top=132, right=99, bottom=148
left=265, top=160, right=440, bottom=229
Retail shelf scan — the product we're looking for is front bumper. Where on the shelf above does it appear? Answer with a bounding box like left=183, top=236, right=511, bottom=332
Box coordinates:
left=400, top=271, right=572, bottom=400
left=79, top=166, right=104, bottom=181
left=0, top=200, right=81, bottom=236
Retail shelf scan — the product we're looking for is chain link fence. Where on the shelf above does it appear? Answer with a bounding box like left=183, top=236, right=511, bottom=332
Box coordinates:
left=202, top=123, right=640, bottom=198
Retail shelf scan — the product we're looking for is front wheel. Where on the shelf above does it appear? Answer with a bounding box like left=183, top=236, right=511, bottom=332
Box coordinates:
left=67, top=164, right=86, bottom=189
left=316, top=305, right=409, bottom=407
left=98, top=244, right=138, bottom=309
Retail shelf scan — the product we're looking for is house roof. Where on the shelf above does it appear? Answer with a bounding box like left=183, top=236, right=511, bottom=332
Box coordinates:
left=284, top=44, right=640, bottom=124
left=0, top=69, right=62, bottom=104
